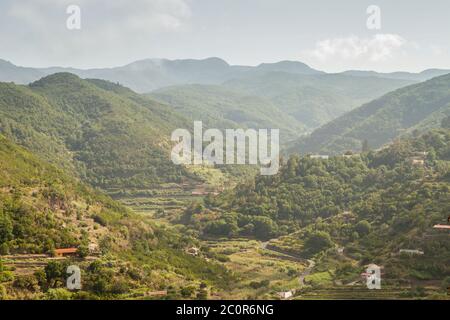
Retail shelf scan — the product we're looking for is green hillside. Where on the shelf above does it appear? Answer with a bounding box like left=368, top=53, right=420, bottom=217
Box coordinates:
left=0, top=73, right=196, bottom=190
left=0, top=134, right=233, bottom=299
left=291, top=73, right=450, bottom=155
left=150, top=84, right=305, bottom=142
left=182, top=127, right=450, bottom=297
left=0, top=133, right=129, bottom=254
left=223, top=72, right=415, bottom=130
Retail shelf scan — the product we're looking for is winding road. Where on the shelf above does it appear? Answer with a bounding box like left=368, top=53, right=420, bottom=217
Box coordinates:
left=261, top=241, right=315, bottom=287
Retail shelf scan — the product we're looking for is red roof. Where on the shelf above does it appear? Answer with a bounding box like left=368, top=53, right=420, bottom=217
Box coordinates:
left=55, top=248, right=78, bottom=254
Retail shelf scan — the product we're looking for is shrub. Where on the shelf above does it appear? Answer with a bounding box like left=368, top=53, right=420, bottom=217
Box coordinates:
left=13, top=275, right=40, bottom=292
left=180, top=286, right=195, bottom=298
left=92, top=214, right=108, bottom=226
left=0, top=271, right=14, bottom=283
left=355, top=220, right=372, bottom=236
left=304, top=231, right=333, bottom=256
left=109, top=280, right=130, bottom=295
left=45, top=288, right=73, bottom=300
left=77, top=245, right=89, bottom=258
left=0, top=284, right=7, bottom=300
left=442, top=276, right=450, bottom=291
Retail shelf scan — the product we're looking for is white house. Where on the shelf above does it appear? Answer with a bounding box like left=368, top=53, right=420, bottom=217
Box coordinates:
left=278, top=290, right=294, bottom=299
left=309, top=155, right=329, bottom=160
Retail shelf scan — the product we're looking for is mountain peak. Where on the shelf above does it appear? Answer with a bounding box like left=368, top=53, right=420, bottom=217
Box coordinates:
left=256, top=60, right=323, bottom=75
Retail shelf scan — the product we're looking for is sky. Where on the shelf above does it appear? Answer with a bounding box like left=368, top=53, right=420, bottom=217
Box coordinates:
left=0, top=0, right=449, bottom=72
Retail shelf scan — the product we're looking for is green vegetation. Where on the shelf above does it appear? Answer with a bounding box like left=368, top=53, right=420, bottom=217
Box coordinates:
left=150, top=84, right=304, bottom=142
left=1, top=67, right=449, bottom=300
left=0, top=73, right=195, bottom=190
left=183, top=127, right=450, bottom=296
left=0, top=135, right=233, bottom=299
left=292, top=73, right=450, bottom=155
left=224, top=72, right=414, bottom=130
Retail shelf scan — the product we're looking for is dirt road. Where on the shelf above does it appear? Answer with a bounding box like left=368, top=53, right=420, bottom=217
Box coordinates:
left=261, top=241, right=315, bottom=287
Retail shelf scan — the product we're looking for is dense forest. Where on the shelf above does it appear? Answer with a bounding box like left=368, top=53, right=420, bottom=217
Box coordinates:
left=0, top=73, right=197, bottom=190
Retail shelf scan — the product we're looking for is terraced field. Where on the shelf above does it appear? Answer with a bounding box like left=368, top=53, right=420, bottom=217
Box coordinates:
left=295, top=286, right=443, bottom=300
left=205, top=239, right=307, bottom=299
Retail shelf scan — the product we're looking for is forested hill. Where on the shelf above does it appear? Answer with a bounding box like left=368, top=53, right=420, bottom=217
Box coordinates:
left=0, top=133, right=130, bottom=254
left=0, top=73, right=196, bottom=190
left=222, top=72, right=415, bottom=130
left=290, top=73, right=450, bottom=155
left=150, top=84, right=305, bottom=142
left=189, top=127, right=450, bottom=286
left=149, top=73, right=415, bottom=138
left=0, top=134, right=233, bottom=299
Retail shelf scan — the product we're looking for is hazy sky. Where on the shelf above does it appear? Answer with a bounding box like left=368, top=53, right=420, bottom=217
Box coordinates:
left=1, top=0, right=449, bottom=72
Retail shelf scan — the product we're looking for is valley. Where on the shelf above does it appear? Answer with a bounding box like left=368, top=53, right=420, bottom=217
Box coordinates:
left=0, top=59, right=449, bottom=301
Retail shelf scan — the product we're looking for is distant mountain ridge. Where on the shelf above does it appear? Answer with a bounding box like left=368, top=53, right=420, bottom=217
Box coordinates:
left=340, top=69, right=450, bottom=82
left=0, top=58, right=324, bottom=93
left=2, top=57, right=446, bottom=93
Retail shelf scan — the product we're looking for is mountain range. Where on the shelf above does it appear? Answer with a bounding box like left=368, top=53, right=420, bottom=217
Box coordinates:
left=1, top=57, right=448, bottom=93
left=0, top=58, right=322, bottom=93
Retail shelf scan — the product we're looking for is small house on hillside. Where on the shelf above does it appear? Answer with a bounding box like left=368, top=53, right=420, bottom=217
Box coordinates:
left=410, top=158, right=425, bottom=166
left=413, top=151, right=428, bottom=157
left=309, top=155, right=329, bottom=160
left=54, top=248, right=78, bottom=257
left=433, top=224, right=450, bottom=230
left=361, top=264, right=382, bottom=279
left=409, top=152, right=427, bottom=166
left=343, top=154, right=360, bottom=159
left=278, top=290, right=294, bottom=300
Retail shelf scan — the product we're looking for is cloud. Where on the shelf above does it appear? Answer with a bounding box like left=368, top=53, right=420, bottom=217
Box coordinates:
left=1, top=0, right=192, bottom=67
left=7, top=0, right=191, bottom=32
left=306, top=34, right=406, bottom=62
